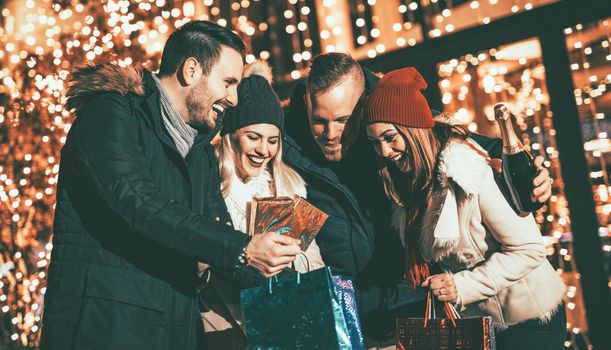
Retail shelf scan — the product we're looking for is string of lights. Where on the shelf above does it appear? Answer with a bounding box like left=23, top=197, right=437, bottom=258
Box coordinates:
left=0, top=1, right=608, bottom=349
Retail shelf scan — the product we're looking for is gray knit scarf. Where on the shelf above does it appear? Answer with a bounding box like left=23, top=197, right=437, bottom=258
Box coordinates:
left=151, top=73, right=198, bottom=158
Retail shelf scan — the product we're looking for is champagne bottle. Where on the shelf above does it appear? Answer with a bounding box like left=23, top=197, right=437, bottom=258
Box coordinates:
left=494, top=103, right=543, bottom=213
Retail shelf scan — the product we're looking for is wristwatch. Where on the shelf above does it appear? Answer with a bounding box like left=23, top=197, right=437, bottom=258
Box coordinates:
left=236, top=238, right=252, bottom=267
left=237, top=248, right=249, bottom=267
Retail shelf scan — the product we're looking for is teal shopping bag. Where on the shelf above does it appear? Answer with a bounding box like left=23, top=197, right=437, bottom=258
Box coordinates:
left=240, top=267, right=352, bottom=350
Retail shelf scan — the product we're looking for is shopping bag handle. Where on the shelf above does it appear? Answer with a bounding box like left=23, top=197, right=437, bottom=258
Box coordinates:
left=298, top=251, right=310, bottom=272
left=266, top=252, right=311, bottom=294
left=267, top=272, right=302, bottom=294
left=424, top=289, right=460, bottom=328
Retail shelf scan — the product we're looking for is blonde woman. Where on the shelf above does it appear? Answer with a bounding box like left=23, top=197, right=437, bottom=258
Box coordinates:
left=365, top=67, right=566, bottom=349
left=201, top=62, right=324, bottom=349
left=216, top=62, right=324, bottom=271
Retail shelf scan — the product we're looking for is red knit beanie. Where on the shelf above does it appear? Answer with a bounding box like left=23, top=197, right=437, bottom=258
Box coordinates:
left=366, top=67, right=434, bottom=128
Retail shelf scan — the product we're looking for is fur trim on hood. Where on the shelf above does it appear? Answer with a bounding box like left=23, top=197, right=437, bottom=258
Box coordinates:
left=436, top=139, right=491, bottom=196
left=392, top=139, right=492, bottom=261
left=65, top=63, right=145, bottom=113
left=421, top=139, right=491, bottom=261
left=65, top=60, right=275, bottom=113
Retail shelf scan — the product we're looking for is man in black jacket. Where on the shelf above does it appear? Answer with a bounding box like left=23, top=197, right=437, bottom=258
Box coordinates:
left=284, top=52, right=553, bottom=348
left=40, top=21, right=300, bottom=350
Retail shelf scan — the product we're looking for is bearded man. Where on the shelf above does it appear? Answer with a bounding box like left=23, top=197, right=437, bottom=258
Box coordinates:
left=40, top=21, right=300, bottom=350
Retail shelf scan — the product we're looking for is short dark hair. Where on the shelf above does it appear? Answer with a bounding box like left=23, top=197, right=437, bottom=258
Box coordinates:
left=158, top=21, right=245, bottom=77
left=307, top=52, right=364, bottom=95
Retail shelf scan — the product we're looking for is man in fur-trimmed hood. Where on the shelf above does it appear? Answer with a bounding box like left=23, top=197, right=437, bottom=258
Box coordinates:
left=40, top=21, right=300, bottom=350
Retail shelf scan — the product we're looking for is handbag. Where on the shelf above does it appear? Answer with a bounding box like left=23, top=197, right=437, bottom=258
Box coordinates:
left=240, top=267, right=352, bottom=349
left=396, top=289, right=496, bottom=350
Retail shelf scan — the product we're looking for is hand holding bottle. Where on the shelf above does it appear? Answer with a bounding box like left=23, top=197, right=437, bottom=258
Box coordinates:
left=494, top=103, right=544, bottom=213
left=532, top=156, right=553, bottom=203
left=491, top=154, right=552, bottom=205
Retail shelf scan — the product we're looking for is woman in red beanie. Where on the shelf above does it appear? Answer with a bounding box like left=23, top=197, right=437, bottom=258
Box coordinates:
left=365, top=67, right=566, bottom=349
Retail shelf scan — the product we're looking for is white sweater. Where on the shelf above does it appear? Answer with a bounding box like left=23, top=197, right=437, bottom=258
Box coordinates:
left=223, top=168, right=324, bottom=272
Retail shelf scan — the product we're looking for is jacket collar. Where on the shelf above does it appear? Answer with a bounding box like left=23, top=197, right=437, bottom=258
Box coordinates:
left=135, top=71, right=171, bottom=146
left=66, top=63, right=218, bottom=157
left=393, top=139, right=491, bottom=261
left=139, top=71, right=219, bottom=158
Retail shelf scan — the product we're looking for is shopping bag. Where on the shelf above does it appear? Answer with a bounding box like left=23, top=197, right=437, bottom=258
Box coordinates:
left=331, top=276, right=365, bottom=350
left=240, top=267, right=352, bottom=349
left=396, top=289, right=496, bottom=350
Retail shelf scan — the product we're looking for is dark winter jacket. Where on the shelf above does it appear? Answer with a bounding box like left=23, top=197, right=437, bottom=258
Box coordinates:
left=40, top=64, right=250, bottom=350
left=284, top=69, right=503, bottom=340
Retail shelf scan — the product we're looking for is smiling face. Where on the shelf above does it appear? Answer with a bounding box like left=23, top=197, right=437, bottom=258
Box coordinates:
left=366, top=122, right=408, bottom=171
left=306, top=75, right=364, bottom=162
left=232, top=123, right=281, bottom=180
left=186, top=45, right=243, bottom=129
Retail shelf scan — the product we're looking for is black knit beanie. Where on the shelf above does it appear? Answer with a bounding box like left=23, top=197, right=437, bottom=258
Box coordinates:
left=221, top=74, right=285, bottom=136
